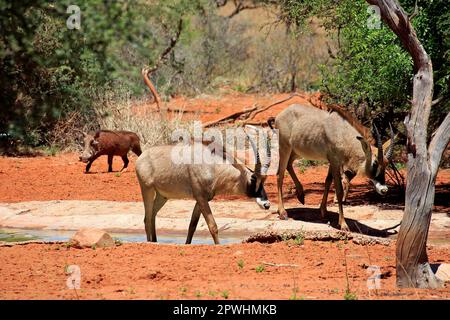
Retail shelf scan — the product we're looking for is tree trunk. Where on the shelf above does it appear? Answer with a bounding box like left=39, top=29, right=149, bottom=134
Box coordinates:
left=366, top=0, right=450, bottom=288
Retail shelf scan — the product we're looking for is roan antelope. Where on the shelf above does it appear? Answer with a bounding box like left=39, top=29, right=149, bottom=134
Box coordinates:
left=271, top=104, right=394, bottom=230
left=135, top=132, right=271, bottom=244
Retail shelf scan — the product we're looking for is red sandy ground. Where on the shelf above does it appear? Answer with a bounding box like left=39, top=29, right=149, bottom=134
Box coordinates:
left=0, top=241, right=448, bottom=300
left=0, top=92, right=449, bottom=299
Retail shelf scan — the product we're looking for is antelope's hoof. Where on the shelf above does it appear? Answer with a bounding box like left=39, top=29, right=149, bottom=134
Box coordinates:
left=339, top=222, right=350, bottom=232
left=278, top=211, right=289, bottom=220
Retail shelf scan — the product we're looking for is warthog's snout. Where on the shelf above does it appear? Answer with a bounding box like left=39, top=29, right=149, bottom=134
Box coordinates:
left=79, top=156, right=89, bottom=163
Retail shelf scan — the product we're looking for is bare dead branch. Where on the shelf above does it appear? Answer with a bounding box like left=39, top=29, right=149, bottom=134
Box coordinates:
left=429, top=112, right=450, bottom=174
left=408, top=0, right=419, bottom=21
left=147, top=18, right=184, bottom=74
left=243, top=93, right=306, bottom=124
left=431, top=96, right=444, bottom=107
left=142, top=67, right=161, bottom=112
left=228, top=2, right=261, bottom=19
left=202, top=104, right=260, bottom=128
left=262, top=261, right=299, bottom=268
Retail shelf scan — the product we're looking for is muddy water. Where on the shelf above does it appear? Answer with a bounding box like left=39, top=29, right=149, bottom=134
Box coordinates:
left=0, top=228, right=242, bottom=245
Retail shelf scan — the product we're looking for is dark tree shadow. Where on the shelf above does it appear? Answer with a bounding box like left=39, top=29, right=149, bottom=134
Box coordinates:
left=285, top=207, right=399, bottom=238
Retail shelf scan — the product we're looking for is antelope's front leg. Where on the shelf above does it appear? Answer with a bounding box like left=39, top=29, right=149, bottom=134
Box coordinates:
left=320, top=166, right=333, bottom=219
left=186, top=203, right=201, bottom=244
left=332, top=167, right=349, bottom=231
left=287, top=157, right=305, bottom=204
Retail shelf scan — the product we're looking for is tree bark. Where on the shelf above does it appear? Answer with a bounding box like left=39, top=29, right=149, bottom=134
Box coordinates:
left=366, top=0, right=449, bottom=288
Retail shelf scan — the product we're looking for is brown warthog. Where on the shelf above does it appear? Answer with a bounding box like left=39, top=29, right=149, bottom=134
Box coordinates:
left=80, top=130, right=142, bottom=173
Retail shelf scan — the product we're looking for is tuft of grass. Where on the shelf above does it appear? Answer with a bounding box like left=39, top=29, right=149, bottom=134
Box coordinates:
left=63, top=242, right=75, bottom=249
left=91, top=244, right=97, bottom=250
left=293, top=232, right=305, bottom=246
left=221, top=290, right=229, bottom=299
left=208, top=291, right=217, bottom=297
left=195, top=291, right=202, bottom=298
left=344, top=289, right=358, bottom=300
left=255, top=265, right=265, bottom=273
left=39, top=145, right=60, bottom=156
left=115, top=172, right=121, bottom=177
left=281, top=233, right=290, bottom=242
left=237, top=259, right=244, bottom=269
left=289, top=287, right=304, bottom=300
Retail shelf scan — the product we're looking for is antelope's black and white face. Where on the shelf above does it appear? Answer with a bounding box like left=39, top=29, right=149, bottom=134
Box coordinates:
left=369, top=156, right=388, bottom=195
left=358, top=123, right=395, bottom=197
left=247, top=174, right=270, bottom=210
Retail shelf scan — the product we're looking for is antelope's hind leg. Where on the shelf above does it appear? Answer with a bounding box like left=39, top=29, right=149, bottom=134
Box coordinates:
left=287, top=155, right=305, bottom=204
left=331, top=166, right=349, bottom=231
left=276, top=145, right=292, bottom=220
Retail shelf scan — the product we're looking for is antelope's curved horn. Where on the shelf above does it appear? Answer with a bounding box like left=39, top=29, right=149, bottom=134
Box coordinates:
left=373, top=124, right=383, bottom=163
left=261, top=130, right=271, bottom=175
left=385, top=123, right=395, bottom=161
left=246, top=131, right=261, bottom=175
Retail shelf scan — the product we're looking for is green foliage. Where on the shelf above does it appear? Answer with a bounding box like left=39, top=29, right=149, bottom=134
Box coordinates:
left=277, top=0, right=450, bottom=137
left=0, top=0, right=202, bottom=149
left=320, top=2, right=412, bottom=118
left=293, top=232, right=305, bottom=246
left=237, top=259, right=245, bottom=269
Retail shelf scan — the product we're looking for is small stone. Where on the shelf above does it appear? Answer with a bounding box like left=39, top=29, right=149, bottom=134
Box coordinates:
left=435, top=263, right=450, bottom=282
left=69, top=228, right=115, bottom=249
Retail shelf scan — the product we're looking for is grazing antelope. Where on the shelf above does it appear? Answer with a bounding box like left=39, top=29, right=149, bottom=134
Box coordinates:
left=135, top=132, right=271, bottom=244
left=271, top=104, right=394, bottom=230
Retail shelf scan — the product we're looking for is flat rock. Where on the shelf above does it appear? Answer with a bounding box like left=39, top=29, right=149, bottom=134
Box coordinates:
left=69, top=228, right=115, bottom=248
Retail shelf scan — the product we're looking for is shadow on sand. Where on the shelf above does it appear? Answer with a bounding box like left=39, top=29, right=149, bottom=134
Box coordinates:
left=285, top=207, right=399, bottom=238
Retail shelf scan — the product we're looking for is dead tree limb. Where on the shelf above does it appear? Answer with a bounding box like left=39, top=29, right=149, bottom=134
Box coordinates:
left=243, top=93, right=306, bottom=124
left=203, top=93, right=306, bottom=128
left=202, top=104, right=260, bottom=128
left=142, top=19, right=184, bottom=112
left=262, top=261, right=299, bottom=268
left=142, top=67, right=161, bottom=112
left=147, top=19, right=183, bottom=74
